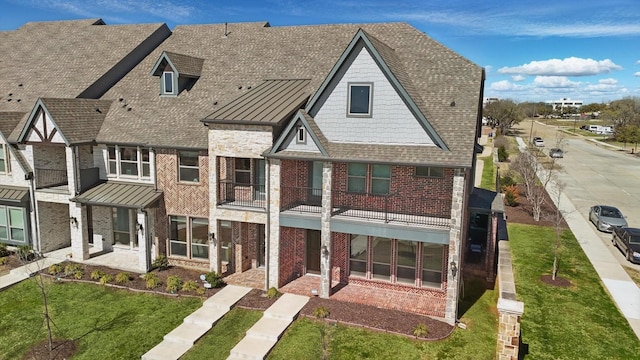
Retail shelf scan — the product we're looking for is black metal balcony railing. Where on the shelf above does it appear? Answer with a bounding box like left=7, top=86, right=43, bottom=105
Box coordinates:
left=217, top=181, right=266, bottom=209
left=281, top=186, right=451, bottom=227
left=35, top=168, right=67, bottom=189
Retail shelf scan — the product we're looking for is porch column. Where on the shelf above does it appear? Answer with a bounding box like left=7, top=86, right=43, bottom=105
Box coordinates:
left=136, top=211, right=149, bottom=272
left=69, top=202, right=89, bottom=260
left=320, top=161, right=332, bottom=298
left=445, top=168, right=466, bottom=324
left=267, top=159, right=281, bottom=289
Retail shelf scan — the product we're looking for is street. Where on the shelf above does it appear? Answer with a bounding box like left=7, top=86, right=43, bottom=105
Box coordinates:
left=515, top=120, right=640, bottom=272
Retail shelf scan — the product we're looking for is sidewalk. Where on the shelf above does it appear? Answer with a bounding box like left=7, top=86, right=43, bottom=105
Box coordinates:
left=516, top=136, right=640, bottom=340
left=0, top=248, right=68, bottom=291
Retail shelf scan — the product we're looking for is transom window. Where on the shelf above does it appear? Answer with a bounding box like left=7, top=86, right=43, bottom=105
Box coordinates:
left=0, top=145, right=10, bottom=174
left=348, top=83, right=372, bottom=116
left=0, top=206, right=25, bottom=244
left=179, top=151, right=200, bottom=182
left=347, top=163, right=390, bottom=195
left=169, top=215, right=209, bottom=259
left=349, top=235, right=444, bottom=288
left=107, top=145, right=150, bottom=179
left=415, top=166, right=444, bottom=178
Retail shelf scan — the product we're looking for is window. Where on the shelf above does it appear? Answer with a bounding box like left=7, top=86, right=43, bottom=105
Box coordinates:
left=296, top=127, right=306, bottom=144
left=371, top=164, right=390, bottom=195
left=347, top=163, right=366, bottom=193
left=347, top=163, right=390, bottom=194
left=163, top=71, right=174, bottom=94
left=0, top=206, right=25, bottom=243
left=0, top=145, right=10, bottom=174
left=348, top=235, right=444, bottom=288
left=415, top=166, right=444, bottom=178
left=112, top=207, right=132, bottom=247
left=169, top=215, right=209, bottom=259
left=179, top=151, right=199, bottom=182
left=348, top=83, right=372, bottom=116
left=107, top=145, right=151, bottom=179
left=235, top=158, right=251, bottom=184
left=219, top=221, right=232, bottom=263
left=349, top=234, right=367, bottom=277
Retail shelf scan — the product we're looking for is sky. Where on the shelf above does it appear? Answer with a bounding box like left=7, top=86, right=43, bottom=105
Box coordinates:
left=1, top=0, right=640, bottom=105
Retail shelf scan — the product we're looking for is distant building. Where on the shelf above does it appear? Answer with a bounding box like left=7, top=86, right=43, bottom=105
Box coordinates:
left=483, top=97, right=499, bottom=105
left=546, top=98, right=583, bottom=110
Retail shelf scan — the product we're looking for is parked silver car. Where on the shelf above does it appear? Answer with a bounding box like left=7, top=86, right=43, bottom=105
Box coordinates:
left=589, top=205, right=628, bottom=232
left=549, top=148, right=564, bottom=158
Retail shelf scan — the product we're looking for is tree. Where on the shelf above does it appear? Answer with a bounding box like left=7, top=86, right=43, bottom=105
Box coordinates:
left=483, top=99, right=525, bottom=135
left=615, top=124, right=640, bottom=153
left=601, top=98, right=640, bottom=128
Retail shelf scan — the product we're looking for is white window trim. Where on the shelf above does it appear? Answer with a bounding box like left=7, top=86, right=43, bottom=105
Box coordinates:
left=0, top=144, right=11, bottom=174
left=178, top=151, right=200, bottom=183
left=162, top=71, right=175, bottom=95
left=106, top=145, right=152, bottom=181
left=168, top=215, right=209, bottom=260
left=347, top=82, right=373, bottom=117
left=296, top=126, right=306, bottom=144
left=0, top=205, right=26, bottom=244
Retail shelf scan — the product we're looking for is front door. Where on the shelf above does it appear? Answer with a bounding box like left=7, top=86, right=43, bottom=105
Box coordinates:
left=306, top=229, right=321, bottom=274
left=257, top=224, right=265, bottom=267
left=219, top=221, right=234, bottom=274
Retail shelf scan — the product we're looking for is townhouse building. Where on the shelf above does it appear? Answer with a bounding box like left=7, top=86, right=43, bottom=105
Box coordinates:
left=0, top=19, right=486, bottom=323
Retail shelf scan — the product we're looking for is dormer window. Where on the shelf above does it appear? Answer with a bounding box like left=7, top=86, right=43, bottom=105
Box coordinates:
left=163, top=71, right=174, bottom=95
left=348, top=83, right=373, bottom=117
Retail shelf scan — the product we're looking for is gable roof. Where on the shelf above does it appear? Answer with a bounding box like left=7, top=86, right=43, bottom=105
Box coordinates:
left=202, top=79, right=311, bottom=125
left=17, top=98, right=113, bottom=145
left=269, top=109, right=329, bottom=158
left=151, top=51, right=205, bottom=78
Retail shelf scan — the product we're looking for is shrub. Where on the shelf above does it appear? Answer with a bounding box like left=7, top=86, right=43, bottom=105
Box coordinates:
left=144, top=273, right=161, bottom=289
left=17, top=245, right=34, bottom=262
left=181, top=280, right=199, bottom=292
left=64, top=263, right=83, bottom=277
left=0, top=243, right=9, bottom=257
left=500, top=173, right=517, bottom=190
left=166, top=275, right=183, bottom=293
left=313, top=306, right=330, bottom=319
left=90, top=270, right=105, bottom=280
left=0, top=257, right=6, bottom=266
left=497, top=146, right=508, bottom=162
left=266, top=287, right=281, bottom=299
left=196, top=287, right=206, bottom=296
left=503, top=185, right=519, bottom=206
left=99, top=274, right=113, bottom=285
left=413, top=323, right=429, bottom=338
left=48, top=263, right=64, bottom=275
left=204, top=271, right=224, bottom=288
left=74, top=270, right=84, bottom=280
left=152, top=255, right=169, bottom=271
left=115, top=272, right=131, bottom=284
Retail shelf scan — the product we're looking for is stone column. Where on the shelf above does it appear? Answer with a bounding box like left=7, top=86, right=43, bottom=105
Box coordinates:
left=136, top=211, right=149, bottom=272
left=497, top=298, right=525, bottom=360
left=445, top=168, right=465, bottom=324
left=320, top=161, right=332, bottom=298
left=208, top=150, right=219, bottom=273
left=69, top=202, right=89, bottom=260
left=267, top=159, right=281, bottom=289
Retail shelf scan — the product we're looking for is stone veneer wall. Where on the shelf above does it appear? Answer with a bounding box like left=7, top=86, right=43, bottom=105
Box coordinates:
left=496, top=240, right=525, bottom=360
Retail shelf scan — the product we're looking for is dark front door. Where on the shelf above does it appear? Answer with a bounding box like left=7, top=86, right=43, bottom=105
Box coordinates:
left=219, top=221, right=234, bottom=274
left=306, top=230, right=321, bottom=274
left=257, top=224, right=265, bottom=267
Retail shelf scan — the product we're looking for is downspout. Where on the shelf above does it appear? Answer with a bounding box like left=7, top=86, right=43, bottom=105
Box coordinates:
left=264, top=157, right=270, bottom=290
left=72, top=146, right=80, bottom=195
left=27, top=172, right=40, bottom=254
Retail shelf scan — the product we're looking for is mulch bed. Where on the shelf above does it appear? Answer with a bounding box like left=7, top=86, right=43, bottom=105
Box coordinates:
left=504, top=184, right=568, bottom=228
left=22, top=339, right=77, bottom=360
left=540, top=274, right=572, bottom=288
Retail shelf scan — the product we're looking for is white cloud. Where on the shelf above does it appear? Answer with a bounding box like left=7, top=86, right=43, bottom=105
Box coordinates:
left=489, top=80, right=528, bottom=92
left=597, top=78, right=618, bottom=85
left=532, top=76, right=580, bottom=88
left=498, top=57, right=622, bottom=76
left=635, top=72, right=640, bottom=77
left=511, top=75, right=525, bottom=82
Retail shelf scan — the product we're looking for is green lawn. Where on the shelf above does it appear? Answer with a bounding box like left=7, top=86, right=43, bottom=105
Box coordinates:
left=268, top=277, right=498, bottom=360
left=508, top=224, right=640, bottom=359
left=479, top=157, right=496, bottom=191
left=0, top=279, right=202, bottom=359
left=181, top=308, right=263, bottom=360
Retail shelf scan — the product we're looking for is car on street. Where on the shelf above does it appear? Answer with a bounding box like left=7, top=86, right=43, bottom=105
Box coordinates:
left=549, top=148, right=564, bottom=158
left=589, top=205, right=628, bottom=232
left=531, top=136, right=545, bottom=147
left=612, top=227, right=640, bottom=264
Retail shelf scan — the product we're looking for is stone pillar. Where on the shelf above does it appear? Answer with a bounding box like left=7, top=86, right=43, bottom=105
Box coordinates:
left=208, top=150, right=219, bottom=273
left=445, top=168, right=466, bottom=324
left=137, top=211, right=149, bottom=272
left=267, top=159, right=281, bottom=289
left=497, top=298, right=525, bottom=360
left=69, top=202, right=89, bottom=260
left=320, top=161, right=332, bottom=298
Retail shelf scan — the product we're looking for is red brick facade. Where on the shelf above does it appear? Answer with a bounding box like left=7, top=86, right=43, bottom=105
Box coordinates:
left=278, top=226, right=307, bottom=287
left=155, top=149, right=210, bottom=269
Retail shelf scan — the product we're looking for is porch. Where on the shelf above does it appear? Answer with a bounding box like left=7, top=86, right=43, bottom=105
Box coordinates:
left=279, top=275, right=447, bottom=318
left=223, top=267, right=265, bottom=289
left=45, top=245, right=142, bottom=273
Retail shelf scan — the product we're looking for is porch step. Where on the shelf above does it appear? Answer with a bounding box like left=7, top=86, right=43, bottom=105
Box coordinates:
left=163, top=322, right=211, bottom=345
left=245, top=317, right=291, bottom=341
left=228, top=336, right=277, bottom=360
left=141, top=341, right=191, bottom=360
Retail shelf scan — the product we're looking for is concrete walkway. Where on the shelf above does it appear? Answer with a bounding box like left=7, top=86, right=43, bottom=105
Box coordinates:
left=0, top=248, right=68, bottom=291
left=475, top=134, right=493, bottom=187
left=142, top=285, right=252, bottom=360
left=228, top=293, right=309, bottom=360
left=516, top=136, right=640, bottom=340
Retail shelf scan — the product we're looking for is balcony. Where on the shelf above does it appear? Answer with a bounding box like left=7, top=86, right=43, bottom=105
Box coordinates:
left=281, top=186, right=451, bottom=227
left=217, top=180, right=266, bottom=209
left=35, top=168, right=67, bottom=189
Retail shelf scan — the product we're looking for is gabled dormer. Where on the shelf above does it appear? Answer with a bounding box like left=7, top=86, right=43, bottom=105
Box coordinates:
left=151, top=51, right=204, bottom=97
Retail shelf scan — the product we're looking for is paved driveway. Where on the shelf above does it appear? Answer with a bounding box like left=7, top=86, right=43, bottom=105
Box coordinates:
left=516, top=120, right=640, bottom=272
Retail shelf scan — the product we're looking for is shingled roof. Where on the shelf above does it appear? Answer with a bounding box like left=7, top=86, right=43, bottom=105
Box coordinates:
left=97, top=21, right=483, bottom=167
